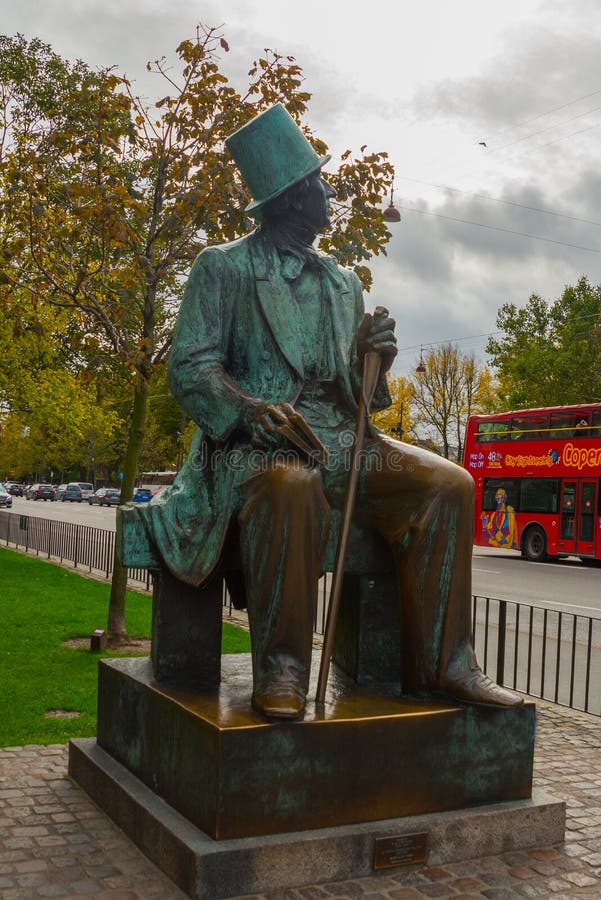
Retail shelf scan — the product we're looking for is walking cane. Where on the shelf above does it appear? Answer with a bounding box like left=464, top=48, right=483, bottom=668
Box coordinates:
left=315, top=346, right=382, bottom=706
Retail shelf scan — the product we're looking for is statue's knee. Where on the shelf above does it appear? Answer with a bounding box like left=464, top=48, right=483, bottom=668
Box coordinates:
left=456, top=464, right=475, bottom=497
left=440, top=462, right=474, bottom=503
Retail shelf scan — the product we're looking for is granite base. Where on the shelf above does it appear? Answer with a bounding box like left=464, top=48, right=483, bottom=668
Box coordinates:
left=69, top=737, right=565, bottom=899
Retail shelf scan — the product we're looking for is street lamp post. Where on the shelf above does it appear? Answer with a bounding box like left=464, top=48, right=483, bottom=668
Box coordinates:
left=392, top=401, right=404, bottom=439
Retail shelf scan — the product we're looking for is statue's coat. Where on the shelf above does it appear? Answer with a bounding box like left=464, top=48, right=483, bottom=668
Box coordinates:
left=141, top=228, right=390, bottom=587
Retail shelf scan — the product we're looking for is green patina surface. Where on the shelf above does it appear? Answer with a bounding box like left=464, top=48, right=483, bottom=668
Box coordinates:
left=97, top=656, right=535, bottom=841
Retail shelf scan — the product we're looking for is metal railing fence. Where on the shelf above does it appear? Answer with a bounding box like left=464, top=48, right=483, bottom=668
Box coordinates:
left=1, top=509, right=600, bottom=716
left=472, top=594, right=601, bottom=716
left=0, top=509, right=152, bottom=589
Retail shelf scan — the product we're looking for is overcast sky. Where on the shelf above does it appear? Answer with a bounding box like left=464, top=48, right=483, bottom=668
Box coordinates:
left=3, top=0, right=601, bottom=375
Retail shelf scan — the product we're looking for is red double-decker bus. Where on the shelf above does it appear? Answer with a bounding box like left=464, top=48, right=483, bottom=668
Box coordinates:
left=464, top=403, right=601, bottom=563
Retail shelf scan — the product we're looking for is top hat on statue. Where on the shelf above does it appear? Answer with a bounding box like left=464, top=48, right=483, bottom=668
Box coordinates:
left=225, top=103, right=331, bottom=216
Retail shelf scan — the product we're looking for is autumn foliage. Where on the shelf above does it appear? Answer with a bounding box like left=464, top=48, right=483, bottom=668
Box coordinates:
left=0, top=27, right=394, bottom=640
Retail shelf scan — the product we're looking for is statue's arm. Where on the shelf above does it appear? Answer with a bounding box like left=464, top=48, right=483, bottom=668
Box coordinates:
left=168, top=248, right=260, bottom=443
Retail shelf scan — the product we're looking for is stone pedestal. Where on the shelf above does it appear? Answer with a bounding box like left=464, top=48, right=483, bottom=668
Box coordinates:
left=68, top=654, right=565, bottom=897
left=69, top=740, right=563, bottom=900
left=90, top=655, right=536, bottom=841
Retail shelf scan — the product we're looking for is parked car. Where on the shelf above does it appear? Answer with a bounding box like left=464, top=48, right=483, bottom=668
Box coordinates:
left=0, top=484, right=12, bottom=508
left=89, top=487, right=121, bottom=506
left=26, top=484, right=56, bottom=501
left=89, top=487, right=109, bottom=505
left=99, top=488, right=121, bottom=507
left=74, top=482, right=94, bottom=499
left=55, top=484, right=69, bottom=501
left=132, top=488, right=152, bottom=503
left=61, top=484, right=83, bottom=502
left=4, top=482, right=24, bottom=497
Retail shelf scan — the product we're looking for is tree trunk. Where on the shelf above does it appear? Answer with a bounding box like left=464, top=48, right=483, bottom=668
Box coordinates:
left=106, top=373, right=150, bottom=646
left=455, top=405, right=463, bottom=463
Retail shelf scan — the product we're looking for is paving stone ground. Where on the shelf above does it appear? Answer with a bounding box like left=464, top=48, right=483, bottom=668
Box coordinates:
left=1, top=700, right=601, bottom=898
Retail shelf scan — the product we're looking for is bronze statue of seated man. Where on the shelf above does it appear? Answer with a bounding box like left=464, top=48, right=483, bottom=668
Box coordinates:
left=140, top=103, right=522, bottom=719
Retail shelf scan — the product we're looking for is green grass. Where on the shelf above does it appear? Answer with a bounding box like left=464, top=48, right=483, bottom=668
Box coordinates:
left=0, top=546, right=251, bottom=746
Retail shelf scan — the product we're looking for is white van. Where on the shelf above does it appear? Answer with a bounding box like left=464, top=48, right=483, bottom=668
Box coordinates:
left=75, top=482, right=94, bottom=499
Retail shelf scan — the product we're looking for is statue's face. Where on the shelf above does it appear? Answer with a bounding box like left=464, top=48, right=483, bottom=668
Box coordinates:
left=299, top=172, right=336, bottom=232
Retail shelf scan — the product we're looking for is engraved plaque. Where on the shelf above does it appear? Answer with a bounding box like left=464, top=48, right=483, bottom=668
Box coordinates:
left=373, top=832, right=429, bottom=869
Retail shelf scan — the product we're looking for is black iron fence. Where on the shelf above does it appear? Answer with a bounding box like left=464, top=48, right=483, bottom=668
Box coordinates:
left=472, top=595, right=601, bottom=716
left=1, top=509, right=600, bottom=716
left=0, top=509, right=152, bottom=589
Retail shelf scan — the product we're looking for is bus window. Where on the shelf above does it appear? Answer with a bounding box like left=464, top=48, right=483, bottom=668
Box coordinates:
left=482, top=478, right=520, bottom=511
left=520, top=478, right=559, bottom=513
left=511, top=413, right=548, bottom=440
left=592, top=410, right=601, bottom=437
left=574, top=417, right=590, bottom=438
left=580, top=482, right=596, bottom=542
left=550, top=411, right=581, bottom=439
left=561, top=482, right=576, bottom=540
left=476, top=421, right=509, bottom=443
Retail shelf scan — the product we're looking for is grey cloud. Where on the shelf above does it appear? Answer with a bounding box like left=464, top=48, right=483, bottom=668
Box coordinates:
left=412, top=22, right=601, bottom=137
left=6, top=1, right=169, bottom=63
left=2, top=1, right=255, bottom=97
left=394, top=175, right=601, bottom=270
left=563, top=171, right=601, bottom=217
left=364, top=170, right=601, bottom=376
left=378, top=204, right=454, bottom=286
left=1, top=0, right=389, bottom=159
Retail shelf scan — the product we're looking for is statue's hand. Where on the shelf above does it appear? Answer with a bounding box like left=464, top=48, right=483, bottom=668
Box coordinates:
left=356, top=306, right=397, bottom=374
left=243, top=401, right=298, bottom=450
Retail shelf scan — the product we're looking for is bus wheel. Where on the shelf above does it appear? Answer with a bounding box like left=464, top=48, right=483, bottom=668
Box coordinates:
left=522, top=526, right=547, bottom=562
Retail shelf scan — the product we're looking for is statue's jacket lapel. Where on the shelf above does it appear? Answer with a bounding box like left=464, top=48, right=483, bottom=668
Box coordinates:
left=251, top=234, right=305, bottom=384
left=250, top=231, right=360, bottom=413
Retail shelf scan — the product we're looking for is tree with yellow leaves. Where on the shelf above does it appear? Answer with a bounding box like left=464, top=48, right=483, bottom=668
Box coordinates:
left=372, top=375, right=416, bottom=442
left=1, top=28, right=394, bottom=643
left=411, top=344, right=498, bottom=460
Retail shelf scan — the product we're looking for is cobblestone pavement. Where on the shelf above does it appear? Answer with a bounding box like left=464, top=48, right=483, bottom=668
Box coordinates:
left=1, top=701, right=601, bottom=898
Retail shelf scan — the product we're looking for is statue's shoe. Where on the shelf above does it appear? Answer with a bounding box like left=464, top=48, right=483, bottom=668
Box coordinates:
left=439, top=669, right=523, bottom=708
left=252, top=682, right=306, bottom=720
